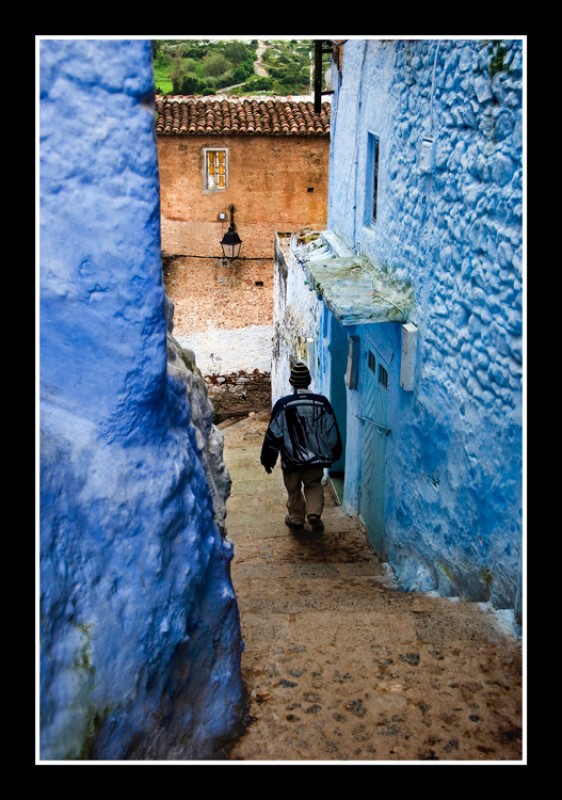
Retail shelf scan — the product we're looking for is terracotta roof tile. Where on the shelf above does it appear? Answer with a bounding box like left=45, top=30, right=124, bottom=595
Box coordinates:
left=155, top=96, right=331, bottom=137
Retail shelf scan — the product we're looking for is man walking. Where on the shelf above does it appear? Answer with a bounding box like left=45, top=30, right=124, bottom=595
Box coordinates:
left=260, top=363, right=342, bottom=533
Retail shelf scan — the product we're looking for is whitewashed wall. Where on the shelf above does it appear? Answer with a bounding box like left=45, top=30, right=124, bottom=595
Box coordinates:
left=176, top=323, right=273, bottom=376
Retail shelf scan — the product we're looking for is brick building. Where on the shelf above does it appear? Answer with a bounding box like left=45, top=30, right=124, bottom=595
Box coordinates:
left=156, top=96, right=330, bottom=414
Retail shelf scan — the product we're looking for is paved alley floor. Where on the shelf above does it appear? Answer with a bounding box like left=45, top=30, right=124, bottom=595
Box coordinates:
left=222, top=412, right=523, bottom=763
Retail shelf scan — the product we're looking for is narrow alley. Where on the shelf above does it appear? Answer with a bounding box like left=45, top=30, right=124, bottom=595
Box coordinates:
left=222, top=411, right=523, bottom=763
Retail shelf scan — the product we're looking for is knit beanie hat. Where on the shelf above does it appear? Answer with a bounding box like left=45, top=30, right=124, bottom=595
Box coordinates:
left=289, top=362, right=311, bottom=387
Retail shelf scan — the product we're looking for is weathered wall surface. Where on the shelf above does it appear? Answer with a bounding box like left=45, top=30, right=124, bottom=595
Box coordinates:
left=158, top=133, right=328, bottom=378
left=175, top=325, right=273, bottom=376
left=164, top=257, right=273, bottom=332
left=327, top=39, right=523, bottom=611
left=175, top=321, right=273, bottom=421
left=272, top=233, right=324, bottom=401
left=158, top=135, right=329, bottom=260
left=40, top=39, right=245, bottom=760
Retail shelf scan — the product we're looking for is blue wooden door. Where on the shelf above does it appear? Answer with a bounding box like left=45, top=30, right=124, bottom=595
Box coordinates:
left=359, top=345, right=389, bottom=557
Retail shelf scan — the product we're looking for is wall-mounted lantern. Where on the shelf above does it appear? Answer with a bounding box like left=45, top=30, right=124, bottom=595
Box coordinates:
left=220, top=204, right=243, bottom=261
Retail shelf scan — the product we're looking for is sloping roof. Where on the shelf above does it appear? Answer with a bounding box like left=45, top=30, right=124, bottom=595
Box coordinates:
left=295, top=232, right=415, bottom=325
left=303, top=257, right=414, bottom=324
left=155, top=96, right=331, bottom=136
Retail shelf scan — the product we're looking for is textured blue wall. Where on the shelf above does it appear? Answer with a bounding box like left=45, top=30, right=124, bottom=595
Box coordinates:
left=40, top=39, right=244, bottom=760
left=328, top=40, right=523, bottom=610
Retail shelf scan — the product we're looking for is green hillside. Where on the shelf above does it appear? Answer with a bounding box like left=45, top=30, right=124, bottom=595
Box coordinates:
left=152, top=39, right=328, bottom=96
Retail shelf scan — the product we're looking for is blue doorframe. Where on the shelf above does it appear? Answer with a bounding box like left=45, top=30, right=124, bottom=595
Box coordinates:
left=326, top=313, right=347, bottom=477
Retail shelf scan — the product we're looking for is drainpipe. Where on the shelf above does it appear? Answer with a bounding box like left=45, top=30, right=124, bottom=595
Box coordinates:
left=314, top=40, right=336, bottom=113
left=314, top=41, right=323, bottom=114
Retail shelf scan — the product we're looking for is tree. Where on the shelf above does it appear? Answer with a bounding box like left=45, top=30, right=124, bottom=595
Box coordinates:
left=232, top=59, right=254, bottom=83
left=170, top=53, right=189, bottom=92
left=179, top=75, right=205, bottom=95
left=203, top=53, right=230, bottom=77
left=223, top=40, right=251, bottom=63
left=182, top=58, right=199, bottom=74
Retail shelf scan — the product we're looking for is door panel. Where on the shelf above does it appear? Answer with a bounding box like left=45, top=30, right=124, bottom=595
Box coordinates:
left=359, top=346, right=389, bottom=557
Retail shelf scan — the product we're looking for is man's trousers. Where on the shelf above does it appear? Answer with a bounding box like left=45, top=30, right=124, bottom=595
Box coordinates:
left=283, top=467, right=324, bottom=524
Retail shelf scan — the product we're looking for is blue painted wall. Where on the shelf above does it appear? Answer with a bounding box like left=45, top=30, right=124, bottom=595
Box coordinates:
left=40, top=39, right=244, bottom=760
left=327, top=40, right=523, bottom=611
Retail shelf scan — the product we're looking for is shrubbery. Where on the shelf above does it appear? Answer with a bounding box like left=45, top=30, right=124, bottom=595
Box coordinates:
left=241, top=75, right=275, bottom=92
left=203, top=53, right=230, bottom=77
left=163, top=39, right=257, bottom=95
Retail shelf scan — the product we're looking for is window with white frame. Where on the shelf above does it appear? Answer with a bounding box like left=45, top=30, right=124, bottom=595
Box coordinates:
left=204, top=148, right=228, bottom=191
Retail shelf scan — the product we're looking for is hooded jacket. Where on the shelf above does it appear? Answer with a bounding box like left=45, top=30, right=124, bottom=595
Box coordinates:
left=260, top=390, right=342, bottom=471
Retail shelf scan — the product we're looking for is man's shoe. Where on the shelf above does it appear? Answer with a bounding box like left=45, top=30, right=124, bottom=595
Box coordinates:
left=308, top=515, right=324, bottom=532
left=285, top=515, right=305, bottom=530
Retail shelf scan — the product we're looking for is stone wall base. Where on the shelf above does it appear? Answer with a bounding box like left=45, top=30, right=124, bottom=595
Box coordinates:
left=207, top=370, right=271, bottom=422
